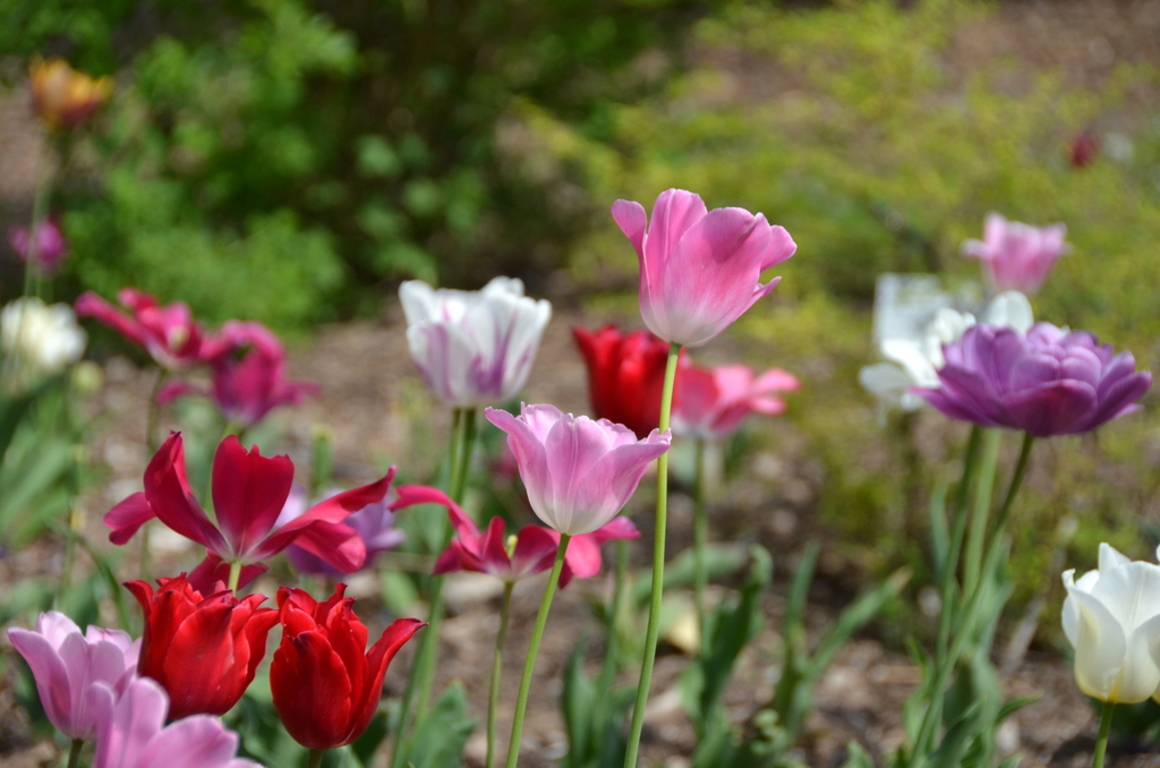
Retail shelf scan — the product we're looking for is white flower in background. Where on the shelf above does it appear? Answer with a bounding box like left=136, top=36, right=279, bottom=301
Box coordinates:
left=1062, top=543, right=1160, bottom=703
left=399, top=277, right=552, bottom=408
left=859, top=291, right=1033, bottom=412
left=1, top=297, right=86, bottom=377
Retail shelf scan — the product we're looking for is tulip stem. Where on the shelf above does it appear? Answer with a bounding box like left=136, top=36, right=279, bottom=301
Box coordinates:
left=597, top=538, right=629, bottom=698
left=935, top=425, right=981, bottom=661
left=486, top=582, right=514, bottom=768
left=1092, top=700, right=1114, bottom=768
left=991, top=432, right=1035, bottom=537
left=25, top=141, right=51, bottom=299
left=227, top=561, right=242, bottom=593
left=624, top=342, right=681, bottom=768
left=506, top=534, right=571, bottom=768
left=64, top=738, right=82, bottom=768
left=692, top=437, right=708, bottom=649
left=307, top=748, right=325, bottom=768
left=963, top=428, right=1002, bottom=601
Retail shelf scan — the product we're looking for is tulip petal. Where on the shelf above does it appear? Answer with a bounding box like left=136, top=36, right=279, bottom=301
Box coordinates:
left=104, top=493, right=156, bottom=546
left=1003, top=381, right=1097, bottom=437
left=272, top=631, right=354, bottom=750
left=211, top=436, right=295, bottom=559
left=143, top=434, right=225, bottom=553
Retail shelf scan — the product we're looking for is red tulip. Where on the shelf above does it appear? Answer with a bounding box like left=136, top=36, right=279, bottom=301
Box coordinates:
left=270, top=585, right=424, bottom=750
left=75, top=289, right=206, bottom=371
left=124, top=576, right=278, bottom=720
left=573, top=325, right=674, bottom=439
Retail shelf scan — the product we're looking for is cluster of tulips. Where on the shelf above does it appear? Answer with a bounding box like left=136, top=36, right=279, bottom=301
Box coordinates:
left=4, top=137, right=1157, bottom=767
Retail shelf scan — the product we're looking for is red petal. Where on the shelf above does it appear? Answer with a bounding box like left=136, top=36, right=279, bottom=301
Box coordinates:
left=104, top=492, right=155, bottom=545
left=210, top=436, right=294, bottom=558
left=271, top=631, right=353, bottom=750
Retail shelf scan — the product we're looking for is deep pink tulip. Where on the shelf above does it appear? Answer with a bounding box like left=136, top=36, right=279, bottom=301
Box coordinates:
left=485, top=403, right=670, bottom=535
left=88, top=677, right=259, bottom=768
left=672, top=363, right=800, bottom=441
left=104, top=432, right=392, bottom=574
left=962, top=213, right=1069, bottom=295
left=611, top=189, right=796, bottom=348
left=9, top=217, right=68, bottom=276
left=433, top=503, right=639, bottom=587
left=917, top=323, right=1151, bottom=437
left=7, top=612, right=140, bottom=740
left=75, top=289, right=205, bottom=370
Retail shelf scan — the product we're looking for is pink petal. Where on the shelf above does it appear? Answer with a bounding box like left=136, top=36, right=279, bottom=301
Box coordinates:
left=105, top=493, right=155, bottom=546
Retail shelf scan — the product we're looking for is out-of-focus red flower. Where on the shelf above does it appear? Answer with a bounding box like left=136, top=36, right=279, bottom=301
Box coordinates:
left=270, top=585, right=424, bottom=750
left=1070, top=130, right=1101, bottom=169
left=672, top=362, right=800, bottom=441
left=573, top=324, right=673, bottom=439
left=75, top=289, right=205, bottom=371
left=30, top=58, right=112, bottom=130
left=124, top=576, right=278, bottom=720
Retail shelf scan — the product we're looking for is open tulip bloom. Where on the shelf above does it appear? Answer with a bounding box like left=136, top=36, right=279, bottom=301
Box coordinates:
left=7, top=612, right=140, bottom=741
left=612, top=188, right=796, bottom=348
left=962, top=212, right=1069, bottom=295
left=672, top=362, right=800, bottom=441
left=30, top=58, right=113, bottom=131
left=10, top=217, right=68, bottom=276
left=75, top=289, right=205, bottom=371
left=485, top=403, right=671, bottom=536
left=573, top=324, right=673, bottom=439
left=400, top=277, right=551, bottom=408
left=104, top=433, right=394, bottom=580
left=916, top=322, right=1150, bottom=437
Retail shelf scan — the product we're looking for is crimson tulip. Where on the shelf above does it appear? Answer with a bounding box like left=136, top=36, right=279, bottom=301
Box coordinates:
left=125, top=576, right=278, bottom=720
left=573, top=325, right=673, bottom=439
left=75, top=289, right=205, bottom=371
left=270, top=585, right=424, bottom=750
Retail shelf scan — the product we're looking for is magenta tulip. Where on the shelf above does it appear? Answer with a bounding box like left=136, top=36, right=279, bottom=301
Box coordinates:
left=611, top=189, right=796, bottom=348
left=75, top=289, right=205, bottom=371
left=485, top=403, right=670, bottom=535
left=672, top=363, right=800, bottom=441
left=962, top=212, right=1069, bottom=295
left=10, top=217, right=68, bottom=276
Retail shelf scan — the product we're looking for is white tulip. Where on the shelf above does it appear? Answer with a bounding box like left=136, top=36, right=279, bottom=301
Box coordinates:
left=399, top=277, right=551, bottom=408
left=1, top=298, right=86, bottom=379
left=1061, top=543, right=1160, bottom=703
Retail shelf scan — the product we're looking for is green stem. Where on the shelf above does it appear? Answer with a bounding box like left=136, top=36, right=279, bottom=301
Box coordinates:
left=145, top=369, right=168, bottom=454
left=25, top=144, right=51, bottom=298
left=990, top=432, right=1035, bottom=537
left=505, top=534, right=571, bottom=768
left=64, top=738, right=83, bottom=768
left=307, top=748, right=325, bottom=768
left=692, top=438, right=708, bottom=650
left=935, top=426, right=981, bottom=664
left=486, top=583, right=515, bottom=768
left=598, top=539, right=629, bottom=694
left=963, top=429, right=1002, bottom=599
left=227, top=561, right=242, bottom=593
left=623, top=342, right=681, bottom=768
left=1092, top=700, right=1114, bottom=768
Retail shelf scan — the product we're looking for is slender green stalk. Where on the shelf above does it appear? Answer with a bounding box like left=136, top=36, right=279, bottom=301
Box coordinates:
left=597, top=539, right=629, bottom=695
left=25, top=143, right=51, bottom=299
left=227, top=561, right=242, bottom=593
left=1092, top=700, right=1114, bottom=768
left=990, top=432, right=1035, bottom=537
left=505, top=535, right=571, bottom=768
left=692, top=438, right=708, bottom=648
left=307, top=748, right=325, bottom=768
left=138, top=369, right=170, bottom=582
left=486, top=583, right=515, bottom=768
left=935, top=426, right=982, bottom=661
left=65, top=738, right=83, bottom=768
left=623, top=342, right=681, bottom=768
left=963, top=428, right=1002, bottom=599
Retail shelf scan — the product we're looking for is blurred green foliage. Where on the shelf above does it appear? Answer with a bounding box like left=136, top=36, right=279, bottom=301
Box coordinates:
left=4, top=0, right=716, bottom=328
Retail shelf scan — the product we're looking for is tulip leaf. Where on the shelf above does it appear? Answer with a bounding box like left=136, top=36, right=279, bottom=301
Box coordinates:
left=397, top=682, right=476, bottom=768
left=559, top=639, right=632, bottom=768
left=838, top=741, right=875, bottom=768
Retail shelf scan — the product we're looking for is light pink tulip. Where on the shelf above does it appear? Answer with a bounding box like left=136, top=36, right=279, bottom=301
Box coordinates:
left=962, top=212, right=1069, bottom=295
left=611, top=189, right=796, bottom=348
left=7, top=612, right=140, bottom=740
left=672, top=363, right=801, bottom=441
left=485, top=403, right=670, bottom=535
left=89, top=677, right=260, bottom=768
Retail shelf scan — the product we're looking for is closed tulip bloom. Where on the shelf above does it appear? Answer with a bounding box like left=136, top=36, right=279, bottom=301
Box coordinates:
left=75, top=289, right=204, bottom=371
left=270, top=585, right=424, bottom=750
left=612, top=189, right=796, bottom=348
left=573, top=325, right=672, bottom=439
left=10, top=217, right=68, bottom=276
left=7, top=612, right=140, bottom=740
left=434, top=503, right=639, bottom=587
left=104, top=433, right=392, bottom=575
left=400, top=277, right=551, bottom=407
left=485, top=403, right=671, bottom=535
left=1062, top=543, right=1160, bottom=703
left=124, top=576, right=278, bottom=720
left=88, top=677, right=260, bottom=768
left=30, top=58, right=113, bottom=130
left=673, top=363, right=800, bottom=441
left=962, top=212, right=1069, bottom=295
left=917, top=323, right=1151, bottom=437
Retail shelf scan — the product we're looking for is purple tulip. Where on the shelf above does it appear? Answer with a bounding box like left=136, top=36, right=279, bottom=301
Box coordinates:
left=917, top=323, right=1151, bottom=437
left=9, top=218, right=68, bottom=276
left=88, top=677, right=260, bottom=768
left=7, top=612, right=140, bottom=740
left=611, top=189, right=796, bottom=348
left=962, top=213, right=1069, bottom=295
left=485, top=403, right=671, bottom=535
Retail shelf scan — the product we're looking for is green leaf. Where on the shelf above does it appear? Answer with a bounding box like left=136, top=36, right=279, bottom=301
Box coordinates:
left=397, top=683, right=476, bottom=768
left=839, top=741, right=875, bottom=768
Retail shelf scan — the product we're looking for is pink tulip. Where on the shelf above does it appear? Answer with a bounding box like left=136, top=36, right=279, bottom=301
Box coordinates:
left=88, top=677, right=259, bottom=768
left=104, top=432, right=392, bottom=574
left=672, top=363, right=800, bottom=441
left=10, top=217, right=68, bottom=276
left=433, top=502, right=639, bottom=586
left=7, top=612, right=140, bottom=740
left=962, top=212, right=1069, bottom=295
left=611, top=189, right=796, bottom=348
left=485, top=403, right=670, bottom=535
left=75, top=289, right=205, bottom=370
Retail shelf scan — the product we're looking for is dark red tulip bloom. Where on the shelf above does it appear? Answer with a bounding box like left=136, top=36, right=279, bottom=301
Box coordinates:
left=124, top=576, right=278, bottom=720
left=573, top=325, right=674, bottom=439
left=75, top=289, right=205, bottom=371
left=270, top=585, right=423, bottom=750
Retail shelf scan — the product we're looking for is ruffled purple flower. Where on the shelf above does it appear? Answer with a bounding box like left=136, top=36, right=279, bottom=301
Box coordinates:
left=917, top=323, right=1151, bottom=437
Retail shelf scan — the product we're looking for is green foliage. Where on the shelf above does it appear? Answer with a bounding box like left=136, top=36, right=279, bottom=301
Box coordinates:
left=560, top=641, right=634, bottom=768
left=392, top=683, right=476, bottom=768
